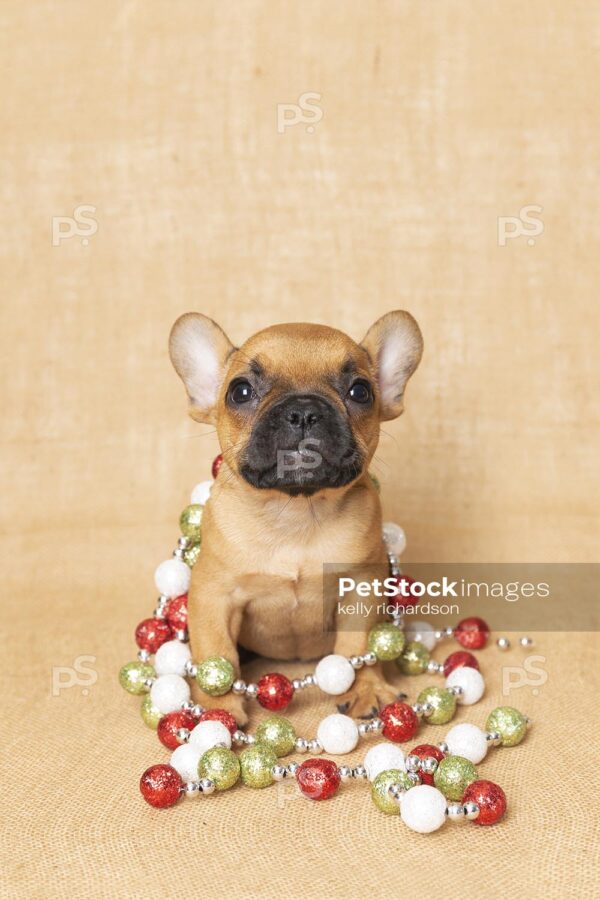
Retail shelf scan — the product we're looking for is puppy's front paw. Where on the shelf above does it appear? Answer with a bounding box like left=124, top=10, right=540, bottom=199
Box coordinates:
left=191, top=682, right=249, bottom=728
left=336, top=674, right=399, bottom=719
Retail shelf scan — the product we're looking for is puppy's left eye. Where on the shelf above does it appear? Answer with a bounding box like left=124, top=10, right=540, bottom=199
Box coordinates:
left=347, top=380, right=372, bottom=404
left=228, top=380, right=255, bottom=405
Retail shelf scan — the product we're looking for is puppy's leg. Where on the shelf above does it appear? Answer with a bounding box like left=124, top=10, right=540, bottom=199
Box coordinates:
left=332, top=606, right=398, bottom=719
left=187, top=576, right=248, bottom=726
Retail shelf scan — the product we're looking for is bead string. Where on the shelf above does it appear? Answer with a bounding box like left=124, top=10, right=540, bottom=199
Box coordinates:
left=121, top=456, right=532, bottom=832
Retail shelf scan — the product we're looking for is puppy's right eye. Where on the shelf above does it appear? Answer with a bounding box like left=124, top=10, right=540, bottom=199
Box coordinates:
left=228, top=379, right=255, bottom=405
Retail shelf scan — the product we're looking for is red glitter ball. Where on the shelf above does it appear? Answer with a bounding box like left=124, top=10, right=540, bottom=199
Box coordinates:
left=134, top=617, right=172, bottom=654
left=380, top=702, right=419, bottom=743
left=139, top=764, right=182, bottom=808
left=296, top=759, right=341, bottom=800
left=211, top=454, right=224, bottom=479
left=389, top=575, right=418, bottom=611
left=442, top=650, right=480, bottom=679
left=198, top=708, right=238, bottom=735
left=256, top=673, right=295, bottom=711
left=408, top=743, right=445, bottom=785
left=462, top=779, right=507, bottom=826
left=454, top=617, right=490, bottom=650
left=164, top=594, right=188, bottom=631
left=157, top=711, right=197, bottom=750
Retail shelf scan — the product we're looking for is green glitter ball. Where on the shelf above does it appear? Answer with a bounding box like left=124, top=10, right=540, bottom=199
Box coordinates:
left=140, top=694, right=163, bottom=729
left=182, top=541, right=201, bottom=567
left=486, top=706, right=528, bottom=747
left=367, top=622, right=405, bottom=661
left=371, top=769, right=415, bottom=815
left=255, top=716, right=297, bottom=757
left=417, top=686, right=457, bottom=724
left=396, top=640, right=430, bottom=675
left=434, top=755, right=478, bottom=800
left=195, top=655, right=235, bottom=696
left=118, top=661, right=155, bottom=695
left=180, top=504, right=203, bottom=541
left=369, top=472, right=381, bottom=492
left=239, top=744, right=278, bottom=788
left=198, top=747, right=241, bottom=791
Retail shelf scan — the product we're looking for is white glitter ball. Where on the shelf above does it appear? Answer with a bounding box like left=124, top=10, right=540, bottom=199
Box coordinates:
left=404, top=620, right=437, bottom=652
left=400, top=785, right=448, bottom=833
left=154, top=558, right=191, bottom=598
left=154, top=640, right=192, bottom=677
left=445, top=666, right=485, bottom=705
left=382, top=522, right=407, bottom=556
left=189, top=720, right=232, bottom=754
left=445, top=723, right=488, bottom=764
left=170, top=743, right=203, bottom=782
left=364, top=742, right=406, bottom=781
left=317, top=714, right=359, bottom=754
left=190, top=480, right=212, bottom=506
left=314, top=655, right=356, bottom=695
left=150, top=674, right=191, bottom=714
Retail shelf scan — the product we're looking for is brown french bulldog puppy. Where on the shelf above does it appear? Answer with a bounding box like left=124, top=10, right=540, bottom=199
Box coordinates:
left=169, top=312, right=423, bottom=725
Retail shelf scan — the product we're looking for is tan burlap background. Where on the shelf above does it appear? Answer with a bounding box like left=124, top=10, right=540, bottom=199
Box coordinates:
left=1, top=1, right=599, bottom=898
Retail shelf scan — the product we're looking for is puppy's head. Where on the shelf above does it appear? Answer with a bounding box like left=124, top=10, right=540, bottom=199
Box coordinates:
left=169, top=313, right=423, bottom=496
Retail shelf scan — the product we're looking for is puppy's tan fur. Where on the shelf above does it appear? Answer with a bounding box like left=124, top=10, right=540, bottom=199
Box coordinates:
left=170, top=314, right=423, bottom=724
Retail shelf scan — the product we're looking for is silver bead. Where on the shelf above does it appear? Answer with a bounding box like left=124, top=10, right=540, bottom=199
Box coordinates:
left=137, top=649, right=151, bottom=662
left=184, top=781, right=199, bottom=796
left=438, top=741, right=449, bottom=754
left=245, top=683, right=258, bottom=699
left=303, top=674, right=317, bottom=687
left=358, top=722, right=370, bottom=736
left=391, top=616, right=403, bottom=628
left=199, top=779, right=215, bottom=795
left=172, top=547, right=184, bottom=559
left=371, top=718, right=383, bottom=732
left=307, top=739, right=323, bottom=754
left=445, top=626, right=454, bottom=637
left=292, top=679, right=304, bottom=691
left=421, top=756, right=438, bottom=775
left=421, top=702, right=434, bottom=718
left=232, top=679, right=247, bottom=695
left=271, top=765, right=287, bottom=781
left=287, top=762, right=300, bottom=777
left=388, top=783, right=405, bottom=800
left=411, top=703, right=424, bottom=717
left=339, top=765, right=353, bottom=782
left=153, top=607, right=167, bottom=620
left=245, top=733, right=256, bottom=745
left=233, top=729, right=246, bottom=745
left=143, top=677, right=155, bottom=688
left=520, top=636, right=534, bottom=648
left=485, top=730, right=502, bottom=746
left=448, top=685, right=464, bottom=697
left=184, top=660, right=197, bottom=677
left=191, top=704, right=204, bottom=717
left=407, top=771, right=420, bottom=786
left=180, top=700, right=195, bottom=711
left=496, top=637, right=511, bottom=651
left=176, top=629, right=189, bottom=643
left=352, top=765, right=367, bottom=779
left=463, top=801, right=480, bottom=820
left=176, top=727, right=190, bottom=743
left=350, top=655, right=364, bottom=669
left=446, top=802, right=464, bottom=820
left=294, top=737, right=309, bottom=753
left=405, top=754, right=420, bottom=773
left=178, top=536, right=189, bottom=549
left=157, top=595, right=169, bottom=607
left=426, top=659, right=441, bottom=674
left=363, top=651, right=377, bottom=666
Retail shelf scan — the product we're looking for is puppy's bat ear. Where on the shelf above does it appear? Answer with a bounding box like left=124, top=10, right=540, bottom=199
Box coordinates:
left=169, top=313, right=235, bottom=423
left=360, top=311, right=423, bottom=420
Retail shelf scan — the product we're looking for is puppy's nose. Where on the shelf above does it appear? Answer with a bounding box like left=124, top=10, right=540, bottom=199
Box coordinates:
left=284, top=396, right=323, bottom=432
